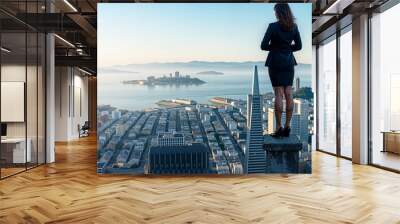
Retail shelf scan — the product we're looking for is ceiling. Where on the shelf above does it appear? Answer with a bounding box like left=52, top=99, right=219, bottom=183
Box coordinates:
left=0, top=0, right=392, bottom=75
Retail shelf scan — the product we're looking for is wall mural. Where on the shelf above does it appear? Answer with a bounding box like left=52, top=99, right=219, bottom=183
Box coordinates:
left=97, top=3, right=313, bottom=175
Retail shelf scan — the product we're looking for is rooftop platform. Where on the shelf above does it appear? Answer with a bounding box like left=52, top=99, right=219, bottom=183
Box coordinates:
left=263, top=135, right=303, bottom=173
left=263, top=135, right=303, bottom=152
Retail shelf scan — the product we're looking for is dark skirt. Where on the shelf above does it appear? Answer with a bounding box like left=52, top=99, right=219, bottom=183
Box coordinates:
left=268, top=67, right=294, bottom=87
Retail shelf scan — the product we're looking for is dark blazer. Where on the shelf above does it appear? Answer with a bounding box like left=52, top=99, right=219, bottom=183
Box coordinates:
left=261, top=22, right=302, bottom=68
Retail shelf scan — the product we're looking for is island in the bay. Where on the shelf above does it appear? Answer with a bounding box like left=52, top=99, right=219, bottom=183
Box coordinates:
left=122, top=71, right=205, bottom=86
left=196, top=71, right=224, bottom=75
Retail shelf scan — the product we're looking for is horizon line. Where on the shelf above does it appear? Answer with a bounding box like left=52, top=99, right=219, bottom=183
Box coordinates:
left=100, top=60, right=312, bottom=68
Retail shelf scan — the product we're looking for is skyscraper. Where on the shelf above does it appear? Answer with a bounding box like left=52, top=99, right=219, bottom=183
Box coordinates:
left=295, top=77, right=301, bottom=91
left=149, top=143, right=209, bottom=174
left=292, top=99, right=309, bottom=143
left=245, top=66, right=266, bottom=173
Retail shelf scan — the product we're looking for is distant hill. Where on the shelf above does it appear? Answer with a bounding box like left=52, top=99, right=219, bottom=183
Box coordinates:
left=98, top=68, right=138, bottom=74
left=100, top=61, right=311, bottom=77
left=196, top=71, right=224, bottom=75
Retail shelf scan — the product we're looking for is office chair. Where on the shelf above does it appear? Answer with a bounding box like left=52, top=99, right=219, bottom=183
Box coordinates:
left=79, top=121, right=90, bottom=138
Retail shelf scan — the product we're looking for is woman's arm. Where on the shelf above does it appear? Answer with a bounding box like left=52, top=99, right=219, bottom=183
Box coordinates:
left=261, top=24, right=273, bottom=51
left=291, top=25, right=302, bottom=52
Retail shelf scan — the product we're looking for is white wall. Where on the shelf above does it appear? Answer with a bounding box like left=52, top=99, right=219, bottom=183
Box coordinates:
left=1, top=65, right=26, bottom=138
left=55, top=67, right=89, bottom=141
left=1, top=63, right=46, bottom=164
left=1, top=65, right=40, bottom=138
left=55, top=66, right=70, bottom=141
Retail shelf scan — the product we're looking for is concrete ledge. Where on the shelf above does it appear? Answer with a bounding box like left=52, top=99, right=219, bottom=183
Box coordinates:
left=263, top=135, right=303, bottom=152
left=263, top=135, right=302, bottom=173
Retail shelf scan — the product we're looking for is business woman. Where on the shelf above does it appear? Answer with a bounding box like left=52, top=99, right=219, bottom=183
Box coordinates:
left=261, top=3, right=302, bottom=138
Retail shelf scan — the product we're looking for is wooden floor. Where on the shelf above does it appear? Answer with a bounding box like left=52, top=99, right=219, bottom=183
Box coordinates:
left=1, top=136, right=400, bottom=224
left=372, top=150, right=400, bottom=171
left=0, top=167, right=26, bottom=178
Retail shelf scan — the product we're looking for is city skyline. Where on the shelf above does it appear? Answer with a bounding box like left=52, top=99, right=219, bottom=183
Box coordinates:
left=98, top=3, right=312, bottom=67
left=97, top=69, right=312, bottom=175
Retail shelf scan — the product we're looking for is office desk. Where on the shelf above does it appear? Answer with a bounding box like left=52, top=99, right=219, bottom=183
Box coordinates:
left=382, top=131, right=400, bottom=154
left=1, top=138, right=31, bottom=163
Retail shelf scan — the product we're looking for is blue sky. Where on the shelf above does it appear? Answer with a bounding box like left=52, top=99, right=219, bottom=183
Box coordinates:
left=98, top=3, right=312, bottom=67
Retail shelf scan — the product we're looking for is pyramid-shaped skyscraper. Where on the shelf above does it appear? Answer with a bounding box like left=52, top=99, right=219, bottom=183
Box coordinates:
left=245, top=65, right=266, bottom=173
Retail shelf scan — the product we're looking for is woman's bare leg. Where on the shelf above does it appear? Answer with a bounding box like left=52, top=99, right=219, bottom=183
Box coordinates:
left=273, top=87, right=284, bottom=130
left=284, top=86, right=294, bottom=128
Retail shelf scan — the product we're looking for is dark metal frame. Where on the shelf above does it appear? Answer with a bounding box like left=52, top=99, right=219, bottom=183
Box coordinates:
left=367, top=0, right=400, bottom=173
left=315, top=21, right=353, bottom=162
left=25, top=2, right=28, bottom=172
left=338, top=23, right=353, bottom=161
left=0, top=19, right=2, bottom=179
left=367, top=10, right=373, bottom=166
left=315, top=0, right=400, bottom=172
left=336, top=23, right=341, bottom=158
left=315, top=44, right=319, bottom=152
left=0, top=0, right=47, bottom=180
left=315, top=32, right=338, bottom=156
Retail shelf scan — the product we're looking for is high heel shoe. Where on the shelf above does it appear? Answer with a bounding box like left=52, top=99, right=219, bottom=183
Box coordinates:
left=271, top=127, right=284, bottom=138
left=283, top=127, right=291, bottom=137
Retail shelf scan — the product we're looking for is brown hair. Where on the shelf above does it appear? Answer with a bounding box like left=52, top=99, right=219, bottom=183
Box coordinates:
left=274, top=3, right=295, bottom=31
